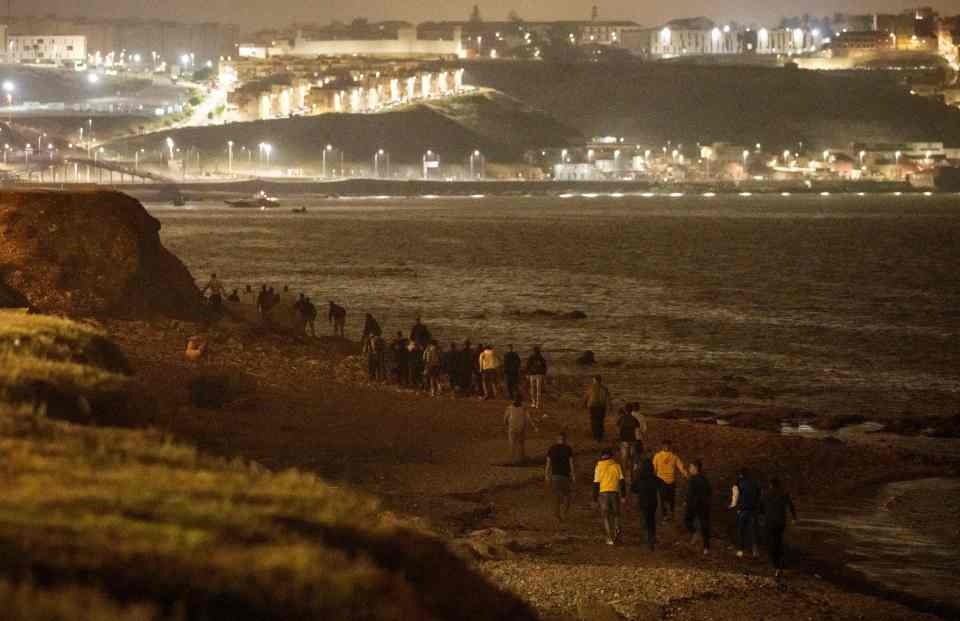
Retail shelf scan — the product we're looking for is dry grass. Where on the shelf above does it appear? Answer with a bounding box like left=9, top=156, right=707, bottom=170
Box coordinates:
left=0, top=311, right=536, bottom=620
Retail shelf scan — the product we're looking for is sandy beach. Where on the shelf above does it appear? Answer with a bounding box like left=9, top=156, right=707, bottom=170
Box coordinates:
left=97, top=316, right=960, bottom=621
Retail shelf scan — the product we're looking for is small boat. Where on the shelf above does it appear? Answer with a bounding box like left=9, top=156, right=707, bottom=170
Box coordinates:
left=172, top=195, right=186, bottom=207
left=291, top=206, right=307, bottom=214
left=225, top=190, right=280, bottom=209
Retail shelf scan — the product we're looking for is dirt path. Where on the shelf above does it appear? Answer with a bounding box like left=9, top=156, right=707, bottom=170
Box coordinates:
left=104, top=319, right=956, bottom=621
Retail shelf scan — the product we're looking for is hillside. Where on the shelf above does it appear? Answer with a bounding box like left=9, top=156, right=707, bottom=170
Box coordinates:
left=107, top=90, right=581, bottom=165
left=463, top=61, right=960, bottom=149
left=0, top=311, right=537, bottom=621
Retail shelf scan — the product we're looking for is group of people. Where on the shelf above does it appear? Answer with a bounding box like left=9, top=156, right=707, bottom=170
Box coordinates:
left=544, top=417, right=798, bottom=579
left=361, top=315, right=550, bottom=406
left=194, top=284, right=799, bottom=576
left=198, top=274, right=352, bottom=339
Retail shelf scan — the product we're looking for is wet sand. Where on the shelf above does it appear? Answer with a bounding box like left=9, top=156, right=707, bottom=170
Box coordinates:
left=101, top=318, right=960, bottom=620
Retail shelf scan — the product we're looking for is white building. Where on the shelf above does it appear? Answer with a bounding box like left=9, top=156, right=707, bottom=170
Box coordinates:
left=754, top=28, right=823, bottom=54
left=624, top=23, right=824, bottom=58
left=6, top=34, right=87, bottom=64
left=287, top=27, right=462, bottom=59
left=625, top=25, right=742, bottom=57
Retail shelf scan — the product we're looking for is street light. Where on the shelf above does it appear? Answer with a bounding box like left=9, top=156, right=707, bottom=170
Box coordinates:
left=374, top=148, right=389, bottom=178
left=134, top=148, right=144, bottom=169
left=3, top=81, right=14, bottom=123
left=166, top=137, right=175, bottom=160
left=227, top=140, right=233, bottom=173
left=470, top=149, right=484, bottom=179
left=422, top=149, right=437, bottom=180
left=323, top=143, right=333, bottom=178
left=895, top=150, right=902, bottom=180
left=262, top=143, right=272, bottom=171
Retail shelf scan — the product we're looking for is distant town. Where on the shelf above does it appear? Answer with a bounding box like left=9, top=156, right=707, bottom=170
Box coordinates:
left=1, top=6, right=959, bottom=189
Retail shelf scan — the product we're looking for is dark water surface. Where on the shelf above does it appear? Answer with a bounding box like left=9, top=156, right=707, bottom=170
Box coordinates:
left=149, top=194, right=960, bottom=418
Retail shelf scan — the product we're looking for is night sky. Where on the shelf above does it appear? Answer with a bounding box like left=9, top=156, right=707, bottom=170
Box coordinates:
left=12, top=0, right=960, bottom=30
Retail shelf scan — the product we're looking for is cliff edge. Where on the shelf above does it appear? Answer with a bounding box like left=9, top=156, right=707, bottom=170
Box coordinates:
left=0, top=189, right=200, bottom=319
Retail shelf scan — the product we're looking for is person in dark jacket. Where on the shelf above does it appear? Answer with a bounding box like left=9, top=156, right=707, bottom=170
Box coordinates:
left=762, top=477, right=797, bottom=578
left=631, top=458, right=659, bottom=550
left=410, top=316, right=431, bottom=349
left=503, top=344, right=522, bottom=401
left=526, top=345, right=548, bottom=409
left=328, top=301, right=346, bottom=337
left=459, top=340, right=475, bottom=393
left=361, top=313, right=382, bottom=352
left=684, top=460, right=712, bottom=555
left=729, top=468, right=762, bottom=558
left=392, top=332, right=409, bottom=386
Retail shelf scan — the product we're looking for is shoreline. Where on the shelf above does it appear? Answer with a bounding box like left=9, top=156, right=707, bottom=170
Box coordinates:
left=17, top=177, right=951, bottom=200
left=100, top=316, right=960, bottom=620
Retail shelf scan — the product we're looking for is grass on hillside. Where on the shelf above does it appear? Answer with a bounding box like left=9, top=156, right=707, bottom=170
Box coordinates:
left=0, top=311, right=537, bottom=620
left=0, top=311, right=132, bottom=420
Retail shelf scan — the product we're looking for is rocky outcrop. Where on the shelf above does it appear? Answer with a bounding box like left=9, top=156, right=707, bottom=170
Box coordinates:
left=0, top=189, right=200, bottom=319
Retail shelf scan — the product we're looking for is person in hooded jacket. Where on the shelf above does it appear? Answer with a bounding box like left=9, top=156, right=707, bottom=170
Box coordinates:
left=761, top=477, right=797, bottom=579
left=631, top=458, right=659, bottom=550
left=684, top=459, right=712, bottom=555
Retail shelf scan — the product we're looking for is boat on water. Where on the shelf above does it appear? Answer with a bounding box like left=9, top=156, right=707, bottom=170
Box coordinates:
left=224, top=190, right=280, bottom=209
left=171, top=195, right=186, bottom=207
left=291, top=206, right=307, bottom=214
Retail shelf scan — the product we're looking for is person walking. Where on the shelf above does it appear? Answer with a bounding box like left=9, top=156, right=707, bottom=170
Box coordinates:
left=392, top=331, right=409, bottom=386
left=410, top=316, right=432, bottom=349
left=583, top=376, right=611, bottom=442
left=730, top=468, right=762, bottom=559
left=361, top=313, right=382, bottom=353
left=423, top=340, right=444, bottom=397
left=479, top=344, right=501, bottom=400
left=761, top=477, right=798, bottom=580
left=503, top=344, right=522, bottom=402
left=652, top=440, right=687, bottom=522
left=631, top=458, right=659, bottom=550
left=460, top=340, right=476, bottom=394
left=616, top=404, right=645, bottom=479
left=592, top=448, right=626, bottom=545
left=201, top=273, right=225, bottom=313
left=302, top=297, right=317, bottom=337
left=504, top=398, right=536, bottom=464
left=443, top=342, right=460, bottom=394
left=328, top=301, right=346, bottom=337
left=545, top=431, right=575, bottom=523
left=407, top=340, right=424, bottom=390
left=684, top=459, right=712, bottom=555
left=372, top=334, right=387, bottom=381
left=526, top=345, right=548, bottom=409
left=256, top=284, right=269, bottom=320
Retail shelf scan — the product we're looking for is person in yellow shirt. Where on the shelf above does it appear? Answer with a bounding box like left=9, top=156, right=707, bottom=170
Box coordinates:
left=592, top=448, right=626, bottom=545
left=652, top=439, right=687, bottom=521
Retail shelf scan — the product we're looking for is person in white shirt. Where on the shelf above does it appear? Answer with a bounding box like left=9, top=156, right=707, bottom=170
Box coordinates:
left=504, top=398, right=536, bottom=463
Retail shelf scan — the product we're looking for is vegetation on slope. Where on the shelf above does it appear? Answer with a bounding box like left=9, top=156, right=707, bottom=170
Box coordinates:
left=108, top=91, right=580, bottom=164
left=464, top=61, right=960, bottom=149
left=0, top=311, right=537, bottom=620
